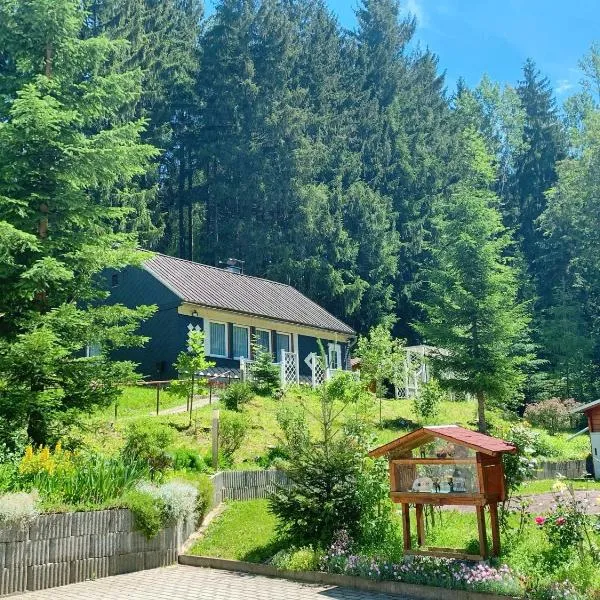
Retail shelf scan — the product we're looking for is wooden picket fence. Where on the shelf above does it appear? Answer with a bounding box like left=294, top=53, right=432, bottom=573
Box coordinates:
left=210, top=470, right=290, bottom=506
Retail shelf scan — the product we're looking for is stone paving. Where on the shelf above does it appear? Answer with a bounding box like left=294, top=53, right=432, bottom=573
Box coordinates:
left=13, top=565, right=413, bottom=600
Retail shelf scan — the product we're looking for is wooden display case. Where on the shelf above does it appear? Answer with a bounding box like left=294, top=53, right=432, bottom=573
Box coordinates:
left=369, top=425, right=516, bottom=560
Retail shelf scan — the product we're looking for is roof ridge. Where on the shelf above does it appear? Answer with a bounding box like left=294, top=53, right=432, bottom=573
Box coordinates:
left=146, top=251, right=295, bottom=290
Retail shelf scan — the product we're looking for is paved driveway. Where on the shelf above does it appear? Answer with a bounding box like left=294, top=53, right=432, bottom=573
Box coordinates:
left=15, top=566, right=413, bottom=600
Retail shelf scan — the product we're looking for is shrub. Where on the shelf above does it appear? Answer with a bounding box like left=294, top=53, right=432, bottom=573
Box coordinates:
left=168, top=471, right=213, bottom=523
left=413, top=378, right=446, bottom=421
left=500, top=426, right=538, bottom=506
left=137, top=480, right=198, bottom=522
left=220, top=382, right=254, bottom=411
left=0, top=491, right=39, bottom=525
left=171, top=448, right=205, bottom=472
left=123, top=488, right=165, bottom=538
left=249, top=345, right=280, bottom=396
left=270, top=546, right=323, bottom=571
left=524, top=398, right=580, bottom=434
left=122, top=421, right=175, bottom=476
left=219, top=410, right=248, bottom=459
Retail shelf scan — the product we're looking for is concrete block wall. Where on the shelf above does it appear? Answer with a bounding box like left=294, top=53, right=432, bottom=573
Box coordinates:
left=0, top=509, right=196, bottom=596
left=211, top=469, right=290, bottom=505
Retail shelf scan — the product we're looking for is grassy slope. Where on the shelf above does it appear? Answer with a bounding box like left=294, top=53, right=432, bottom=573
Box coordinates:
left=191, top=500, right=284, bottom=561
left=74, top=385, right=591, bottom=465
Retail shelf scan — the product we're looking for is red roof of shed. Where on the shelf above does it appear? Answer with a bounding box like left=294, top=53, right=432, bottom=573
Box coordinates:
left=368, top=425, right=516, bottom=457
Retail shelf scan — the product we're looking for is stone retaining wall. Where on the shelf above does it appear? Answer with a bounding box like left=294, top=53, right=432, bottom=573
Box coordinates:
left=0, top=509, right=195, bottom=596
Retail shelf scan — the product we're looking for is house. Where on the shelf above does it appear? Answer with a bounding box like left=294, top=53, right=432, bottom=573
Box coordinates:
left=572, top=399, right=600, bottom=479
left=105, top=253, right=356, bottom=381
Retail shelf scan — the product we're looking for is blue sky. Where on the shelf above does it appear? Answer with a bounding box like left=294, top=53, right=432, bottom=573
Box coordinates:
left=206, top=1, right=599, bottom=99
left=327, top=0, right=599, bottom=97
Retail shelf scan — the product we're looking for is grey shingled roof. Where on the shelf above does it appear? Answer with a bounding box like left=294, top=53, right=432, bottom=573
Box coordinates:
left=143, top=253, right=355, bottom=335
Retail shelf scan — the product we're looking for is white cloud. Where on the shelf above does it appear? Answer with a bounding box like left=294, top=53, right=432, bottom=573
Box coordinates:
left=556, top=78, right=575, bottom=95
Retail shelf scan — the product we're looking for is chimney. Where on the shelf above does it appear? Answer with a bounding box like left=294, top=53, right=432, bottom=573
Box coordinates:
left=220, top=258, right=244, bottom=274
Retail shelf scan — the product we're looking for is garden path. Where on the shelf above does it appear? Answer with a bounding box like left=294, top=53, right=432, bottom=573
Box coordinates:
left=13, top=566, right=416, bottom=600
left=154, top=396, right=213, bottom=416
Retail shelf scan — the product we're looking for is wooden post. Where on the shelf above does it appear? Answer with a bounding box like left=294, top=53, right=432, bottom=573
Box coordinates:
left=401, top=503, right=411, bottom=552
left=389, top=461, right=397, bottom=492
left=476, top=505, right=488, bottom=559
left=156, top=383, right=160, bottom=416
left=212, top=409, right=220, bottom=470
left=489, top=503, right=500, bottom=557
left=415, top=504, right=426, bottom=547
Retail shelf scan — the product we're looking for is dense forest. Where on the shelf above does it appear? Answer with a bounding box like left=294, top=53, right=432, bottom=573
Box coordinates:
left=1, top=0, right=600, bottom=432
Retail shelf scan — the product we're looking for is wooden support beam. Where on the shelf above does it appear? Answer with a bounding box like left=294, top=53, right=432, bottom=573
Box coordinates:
left=476, top=505, right=488, bottom=559
left=404, top=549, right=484, bottom=561
left=415, top=504, right=426, bottom=547
left=401, top=503, right=411, bottom=552
left=392, top=458, right=477, bottom=465
left=489, top=503, right=500, bottom=557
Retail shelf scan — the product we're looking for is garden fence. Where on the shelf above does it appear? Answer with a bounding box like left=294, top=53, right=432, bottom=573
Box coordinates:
left=210, top=470, right=290, bottom=506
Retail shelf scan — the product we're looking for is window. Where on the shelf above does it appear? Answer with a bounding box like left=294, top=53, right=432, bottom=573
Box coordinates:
left=111, top=273, right=119, bottom=287
left=255, top=329, right=271, bottom=354
left=276, top=332, right=291, bottom=359
left=328, top=343, right=342, bottom=370
left=86, top=342, right=102, bottom=358
left=233, top=325, right=250, bottom=359
left=207, top=321, right=227, bottom=357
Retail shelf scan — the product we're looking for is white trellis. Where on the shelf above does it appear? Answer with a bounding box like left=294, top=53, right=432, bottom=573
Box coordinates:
left=239, top=358, right=254, bottom=382
left=309, top=353, right=327, bottom=389
left=280, top=350, right=299, bottom=387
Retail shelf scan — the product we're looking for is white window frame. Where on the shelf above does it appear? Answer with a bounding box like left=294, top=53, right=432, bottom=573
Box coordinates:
left=206, top=320, right=228, bottom=358
left=254, top=328, right=272, bottom=354
left=276, top=332, right=292, bottom=359
left=328, top=343, right=342, bottom=370
left=232, top=324, right=250, bottom=360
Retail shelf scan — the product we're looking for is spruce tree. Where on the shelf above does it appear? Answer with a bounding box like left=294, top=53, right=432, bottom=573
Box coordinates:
left=0, top=0, right=157, bottom=445
left=416, top=129, right=531, bottom=432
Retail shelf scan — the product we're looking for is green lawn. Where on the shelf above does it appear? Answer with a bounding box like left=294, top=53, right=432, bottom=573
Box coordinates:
left=74, top=385, right=591, bottom=467
left=518, top=478, right=600, bottom=495
left=190, top=500, right=284, bottom=561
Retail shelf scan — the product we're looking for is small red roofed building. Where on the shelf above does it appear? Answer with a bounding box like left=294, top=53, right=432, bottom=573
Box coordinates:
left=369, top=425, right=516, bottom=560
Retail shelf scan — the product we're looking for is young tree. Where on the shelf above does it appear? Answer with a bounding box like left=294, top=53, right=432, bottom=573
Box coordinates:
left=416, top=129, right=531, bottom=432
left=0, top=0, right=157, bottom=445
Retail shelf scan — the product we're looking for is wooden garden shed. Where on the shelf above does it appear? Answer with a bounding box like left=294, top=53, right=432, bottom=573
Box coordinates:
left=572, top=399, right=600, bottom=479
left=369, top=425, right=516, bottom=560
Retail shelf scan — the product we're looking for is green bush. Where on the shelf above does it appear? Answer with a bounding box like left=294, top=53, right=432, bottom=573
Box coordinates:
left=123, top=488, right=165, bottom=538
left=219, top=410, right=249, bottom=459
left=167, top=471, right=213, bottom=524
left=220, top=382, right=254, bottom=411
left=413, top=379, right=446, bottom=421
left=171, top=448, right=205, bottom=472
left=122, top=421, right=175, bottom=476
left=271, top=546, right=323, bottom=571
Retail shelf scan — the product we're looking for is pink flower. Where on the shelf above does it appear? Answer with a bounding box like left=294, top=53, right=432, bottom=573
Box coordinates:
left=556, top=516, right=566, bottom=525
left=535, top=516, right=546, bottom=526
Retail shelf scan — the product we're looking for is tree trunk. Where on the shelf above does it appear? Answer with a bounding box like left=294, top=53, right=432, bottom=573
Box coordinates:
left=477, top=390, right=487, bottom=433
left=178, top=147, right=186, bottom=259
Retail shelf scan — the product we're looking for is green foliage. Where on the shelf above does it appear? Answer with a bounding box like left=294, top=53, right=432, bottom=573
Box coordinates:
left=122, top=421, right=175, bottom=476
left=416, top=128, right=532, bottom=432
left=218, top=410, right=249, bottom=460
left=0, top=0, right=158, bottom=447
left=270, top=374, right=391, bottom=547
left=249, top=344, right=281, bottom=396
left=270, top=546, right=324, bottom=572
left=500, top=426, right=538, bottom=504
left=171, top=448, right=206, bottom=473
left=220, top=382, right=254, bottom=411
left=354, top=325, right=405, bottom=395
left=123, top=488, right=166, bottom=539
left=413, top=379, right=446, bottom=422
left=170, top=331, right=214, bottom=402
